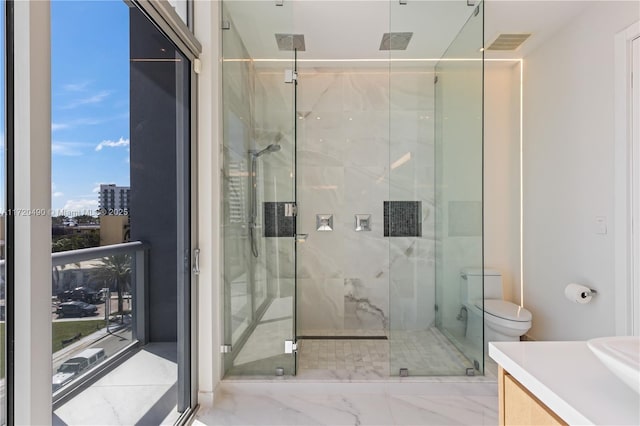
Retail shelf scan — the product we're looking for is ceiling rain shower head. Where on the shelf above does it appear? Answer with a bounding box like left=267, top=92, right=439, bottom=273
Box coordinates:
left=379, top=32, right=413, bottom=51
left=275, top=33, right=306, bottom=51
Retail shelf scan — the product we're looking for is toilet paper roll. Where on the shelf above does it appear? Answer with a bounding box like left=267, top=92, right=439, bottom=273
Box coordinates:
left=565, top=283, right=593, bottom=304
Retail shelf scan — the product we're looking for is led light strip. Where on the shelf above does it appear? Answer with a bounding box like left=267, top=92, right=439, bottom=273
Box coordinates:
left=520, top=59, right=524, bottom=308
left=222, top=58, right=521, bottom=63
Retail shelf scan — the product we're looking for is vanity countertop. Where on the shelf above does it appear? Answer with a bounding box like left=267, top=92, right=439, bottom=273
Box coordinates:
left=489, top=341, right=640, bottom=425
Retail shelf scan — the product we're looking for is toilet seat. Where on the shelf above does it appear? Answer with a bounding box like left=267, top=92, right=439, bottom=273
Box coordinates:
left=474, top=299, right=532, bottom=322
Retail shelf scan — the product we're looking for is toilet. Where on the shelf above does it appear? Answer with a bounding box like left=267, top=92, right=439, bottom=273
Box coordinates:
left=460, top=268, right=532, bottom=349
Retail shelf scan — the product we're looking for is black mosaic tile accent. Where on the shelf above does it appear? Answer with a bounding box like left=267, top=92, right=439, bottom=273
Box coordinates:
left=264, top=202, right=296, bottom=238
left=384, top=201, right=422, bottom=237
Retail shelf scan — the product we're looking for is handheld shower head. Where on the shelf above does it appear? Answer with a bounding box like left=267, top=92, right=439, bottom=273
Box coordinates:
left=251, top=144, right=281, bottom=158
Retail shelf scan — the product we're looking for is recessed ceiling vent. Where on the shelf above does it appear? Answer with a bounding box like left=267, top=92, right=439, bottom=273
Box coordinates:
left=487, top=33, right=531, bottom=51
left=379, top=32, right=413, bottom=51
left=275, top=34, right=306, bottom=51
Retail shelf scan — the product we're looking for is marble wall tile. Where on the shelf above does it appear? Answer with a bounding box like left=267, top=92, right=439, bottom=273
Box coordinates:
left=389, top=71, right=435, bottom=111
left=263, top=237, right=296, bottom=281
left=297, top=71, right=344, bottom=113
left=343, top=71, right=391, bottom=111
left=344, top=111, right=390, bottom=168
left=297, top=278, right=345, bottom=332
left=389, top=237, right=436, bottom=330
left=297, top=111, right=347, bottom=167
left=252, top=68, right=438, bottom=336
left=344, top=277, right=389, bottom=331
left=297, top=166, right=345, bottom=279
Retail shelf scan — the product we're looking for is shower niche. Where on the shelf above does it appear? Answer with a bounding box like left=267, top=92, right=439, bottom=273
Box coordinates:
left=221, top=0, right=484, bottom=378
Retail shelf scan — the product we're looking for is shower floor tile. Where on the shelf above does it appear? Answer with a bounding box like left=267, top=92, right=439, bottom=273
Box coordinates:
left=297, top=327, right=475, bottom=379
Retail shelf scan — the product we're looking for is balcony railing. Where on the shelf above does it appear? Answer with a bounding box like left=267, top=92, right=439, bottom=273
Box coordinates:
left=50, top=241, right=149, bottom=406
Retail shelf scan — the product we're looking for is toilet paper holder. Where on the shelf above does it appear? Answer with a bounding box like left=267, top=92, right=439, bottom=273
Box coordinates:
left=565, top=283, right=598, bottom=304
left=581, top=288, right=598, bottom=298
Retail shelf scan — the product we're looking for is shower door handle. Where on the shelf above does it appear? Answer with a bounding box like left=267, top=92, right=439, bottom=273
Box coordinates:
left=284, top=202, right=297, bottom=217
left=192, top=248, right=200, bottom=275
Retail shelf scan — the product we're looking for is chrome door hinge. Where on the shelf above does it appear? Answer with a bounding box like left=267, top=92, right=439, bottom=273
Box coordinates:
left=221, top=20, right=230, bottom=30
left=434, top=75, right=439, bottom=84
left=284, top=340, right=298, bottom=354
left=220, top=344, right=232, bottom=353
left=284, top=202, right=297, bottom=217
left=192, top=248, right=201, bottom=275
left=284, top=69, right=298, bottom=84
left=193, top=58, right=202, bottom=75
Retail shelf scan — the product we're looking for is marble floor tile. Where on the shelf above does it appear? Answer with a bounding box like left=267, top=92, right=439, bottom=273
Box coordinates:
left=53, top=343, right=179, bottom=426
left=295, top=327, right=475, bottom=379
left=194, top=381, right=498, bottom=426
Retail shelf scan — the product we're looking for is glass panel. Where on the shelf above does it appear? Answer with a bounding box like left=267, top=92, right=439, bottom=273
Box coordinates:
left=389, top=0, right=484, bottom=376
left=52, top=252, right=135, bottom=394
left=51, top=0, right=192, bottom=420
left=221, top=0, right=296, bottom=376
left=167, top=0, right=188, bottom=26
left=434, top=2, right=485, bottom=374
left=50, top=0, right=133, bottom=398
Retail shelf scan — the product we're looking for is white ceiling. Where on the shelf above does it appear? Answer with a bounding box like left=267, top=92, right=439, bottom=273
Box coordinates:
left=223, top=0, right=592, bottom=64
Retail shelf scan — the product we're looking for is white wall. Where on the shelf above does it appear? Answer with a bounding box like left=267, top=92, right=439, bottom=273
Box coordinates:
left=14, top=1, right=54, bottom=422
left=523, top=1, right=640, bottom=341
left=484, top=63, right=521, bottom=304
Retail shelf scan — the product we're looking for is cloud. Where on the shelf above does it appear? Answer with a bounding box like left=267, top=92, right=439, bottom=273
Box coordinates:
left=53, top=192, right=64, bottom=198
left=95, top=137, right=129, bottom=151
left=63, top=90, right=110, bottom=109
left=52, top=141, right=90, bottom=156
left=63, top=199, right=99, bottom=216
left=63, top=81, right=90, bottom=92
left=92, top=185, right=101, bottom=193
left=52, top=122, right=70, bottom=132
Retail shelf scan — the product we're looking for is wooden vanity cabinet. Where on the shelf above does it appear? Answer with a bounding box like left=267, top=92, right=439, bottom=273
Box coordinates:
left=498, top=366, right=567, bottom=426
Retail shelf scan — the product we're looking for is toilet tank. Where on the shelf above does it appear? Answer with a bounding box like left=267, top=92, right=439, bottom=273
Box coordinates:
left=460, top=268, right=503, bottom=303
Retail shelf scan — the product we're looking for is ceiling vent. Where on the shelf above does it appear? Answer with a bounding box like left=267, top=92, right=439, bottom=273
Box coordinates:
left=275, top=34, right=306, bottom=51
left=487, top=33, right=531, bottom=51
left=379, top=32, right=413, bottom=51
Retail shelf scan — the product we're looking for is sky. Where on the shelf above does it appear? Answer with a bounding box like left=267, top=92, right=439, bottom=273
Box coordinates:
left=51, top=0, right=130, bottom=215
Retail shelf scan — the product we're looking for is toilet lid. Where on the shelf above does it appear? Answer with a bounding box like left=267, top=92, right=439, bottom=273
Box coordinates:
left=474, top=299, right=532, bottom=322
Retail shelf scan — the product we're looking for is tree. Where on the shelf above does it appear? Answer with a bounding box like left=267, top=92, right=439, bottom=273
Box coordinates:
left=52, top=215, right=68, bottom=226
left=74, top=214, right=97, bottom=225
left=91, top=254, right=132, bottom=322
left=52, top=232, right=100, bottom=252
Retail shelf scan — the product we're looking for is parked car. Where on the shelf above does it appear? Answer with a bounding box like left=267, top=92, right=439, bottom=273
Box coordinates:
left=56, top=301, right=98, bottom=318
left=57, top=286, right=99, bottom=304
left=71, top=286, right=100, bottom=304
left=52, top=348, right=106, bottom=391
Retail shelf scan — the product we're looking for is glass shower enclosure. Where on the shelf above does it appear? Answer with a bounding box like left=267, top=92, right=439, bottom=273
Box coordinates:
left=221, top=0, right=484, bottom=378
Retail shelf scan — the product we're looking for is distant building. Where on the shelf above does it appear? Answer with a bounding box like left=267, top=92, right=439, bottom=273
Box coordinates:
left=100, top=215, right=130, bottom=246
left=98, top=184, right=130, bottom=214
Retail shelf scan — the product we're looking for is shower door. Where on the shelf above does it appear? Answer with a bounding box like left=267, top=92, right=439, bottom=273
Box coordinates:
left=221, top=0, right=298, bottom=376
left=433, top=2, right=485, bottom=374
